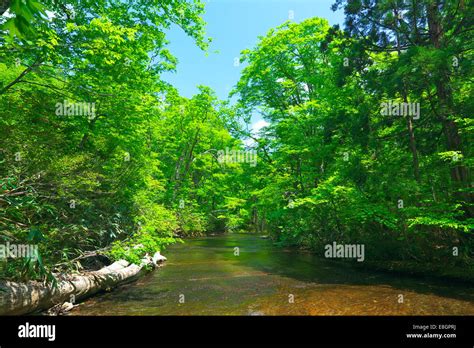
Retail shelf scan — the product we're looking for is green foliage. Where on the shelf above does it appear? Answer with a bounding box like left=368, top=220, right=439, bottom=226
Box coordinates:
left=108, top=230, right=178, bottom=266
left=232, top=9, right=473, bottom=268
left=1, top=0, right=46, bottom=38
left=0, top=0, right=223, bottom=281
left=0, top=0, right=472, bottom=284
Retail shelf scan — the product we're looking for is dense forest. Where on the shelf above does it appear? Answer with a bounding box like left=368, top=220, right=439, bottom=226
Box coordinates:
left=0, top=0, right=472, bottom=285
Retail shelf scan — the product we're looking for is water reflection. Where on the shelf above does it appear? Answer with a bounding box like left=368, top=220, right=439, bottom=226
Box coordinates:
left=71, top=234, right=474, bottom=315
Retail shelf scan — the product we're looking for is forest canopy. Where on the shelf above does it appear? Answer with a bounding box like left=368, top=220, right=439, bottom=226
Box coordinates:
left=0, top=0, right=472, bottom=283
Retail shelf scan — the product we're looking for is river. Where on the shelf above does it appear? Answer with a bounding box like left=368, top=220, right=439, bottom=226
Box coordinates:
left=71, top=233, right=474, bottom=315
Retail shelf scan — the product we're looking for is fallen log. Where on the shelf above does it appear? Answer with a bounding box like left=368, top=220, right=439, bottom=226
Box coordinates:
left=0, top=251, right=167, bottom=315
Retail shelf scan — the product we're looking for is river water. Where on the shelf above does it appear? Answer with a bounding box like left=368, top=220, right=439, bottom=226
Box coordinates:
left=71, top=233, right=474, bottom=315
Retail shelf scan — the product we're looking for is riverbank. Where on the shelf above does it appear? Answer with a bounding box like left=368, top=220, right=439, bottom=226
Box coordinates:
left=0, top=251, right=166, bottom=315
left=354, top=260, right=474, bottom=285
left=275, top=242, right=474, bottom=285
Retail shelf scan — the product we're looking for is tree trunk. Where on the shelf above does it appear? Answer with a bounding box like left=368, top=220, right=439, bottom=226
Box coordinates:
left=0, top=252, right=166, bottom=315
left=404, top=98, right=420, bottom=182
left=394, top=8, right=420, bottom=182
left=427, top=1, right=472, bottom=216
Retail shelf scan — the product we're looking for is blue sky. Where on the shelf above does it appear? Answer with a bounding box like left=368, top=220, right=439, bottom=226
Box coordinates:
left=162, top=0, right=345, bottom=131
